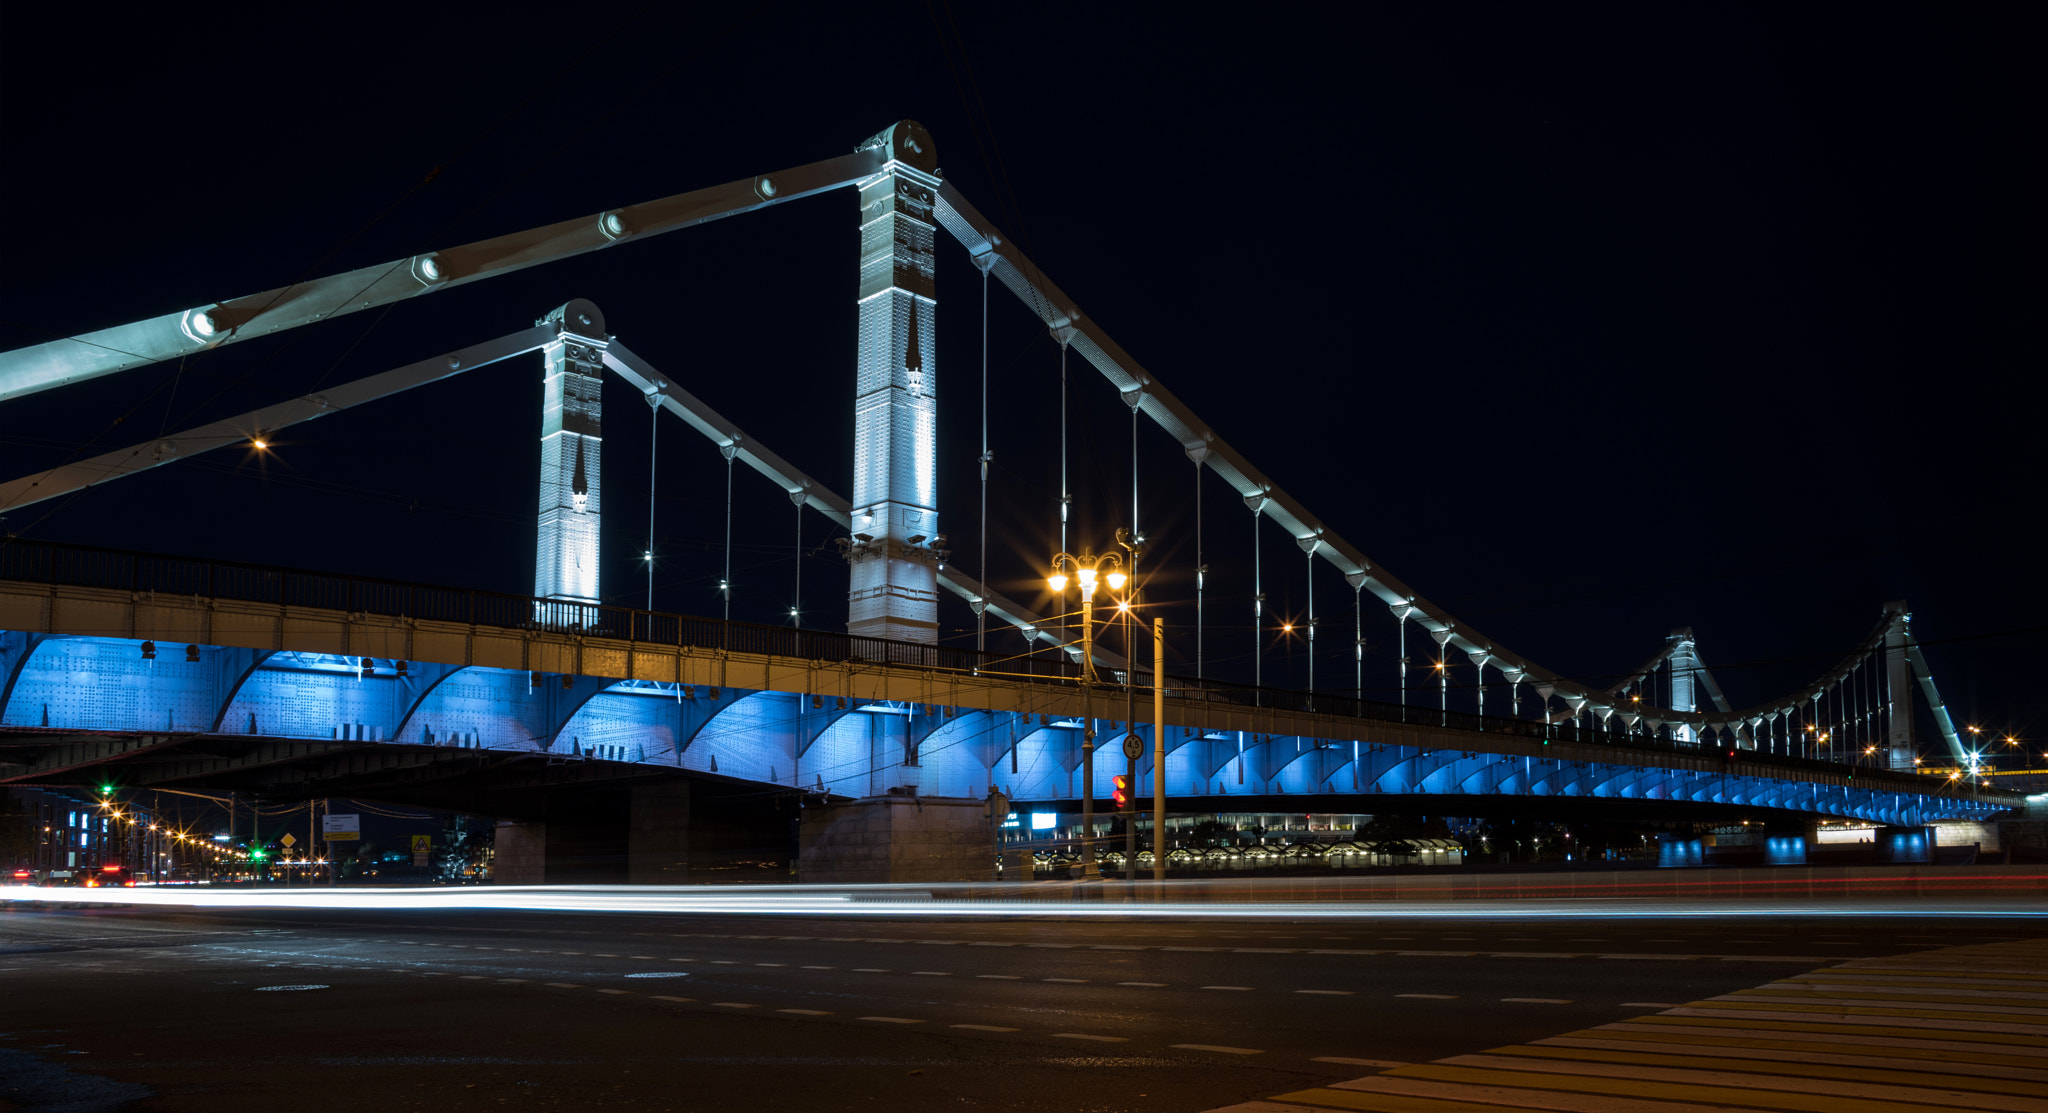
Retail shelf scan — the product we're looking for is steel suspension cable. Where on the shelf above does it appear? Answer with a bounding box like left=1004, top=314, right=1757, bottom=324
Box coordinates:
left=978, top=265, right=990, bottom=652
left=720, top=445, right=735, bottom=622
left=1194, top=455, right=1204, bottom=682
left=646, top=389, right=659, bottom=613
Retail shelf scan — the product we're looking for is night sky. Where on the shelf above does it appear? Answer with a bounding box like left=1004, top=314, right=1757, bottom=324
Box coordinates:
left=3, top=4, right=2039, bottom=750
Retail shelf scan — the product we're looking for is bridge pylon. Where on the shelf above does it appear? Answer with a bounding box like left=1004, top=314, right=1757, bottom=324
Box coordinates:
left=534, top=300, right=609, bottom=612
left=846, top=122, right=945, bottom=643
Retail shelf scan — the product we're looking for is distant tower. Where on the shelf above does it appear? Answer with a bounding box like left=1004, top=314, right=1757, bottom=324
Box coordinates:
left=846, top=121, right=944, bottom=643
left=1666, top=627, right=1699, bottom=745
left=535, top=300, right=608, bottom=610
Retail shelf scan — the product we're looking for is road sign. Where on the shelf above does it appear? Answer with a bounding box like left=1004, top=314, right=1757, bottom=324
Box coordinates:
left=1121, top=732, right=1144, bottom=761
left=412, top=834, right=432, bottom=867
left=322, top=814, right=360, bottom=841
left=278, top=833, right=296, bottom=848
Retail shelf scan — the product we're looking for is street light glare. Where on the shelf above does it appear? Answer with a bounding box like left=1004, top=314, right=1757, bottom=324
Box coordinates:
left=1049, top=573, right=1069, bottom=593
left=1106, top=571, right=1127, bottom=591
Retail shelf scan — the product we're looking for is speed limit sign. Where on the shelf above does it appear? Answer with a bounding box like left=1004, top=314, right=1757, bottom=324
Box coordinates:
left=1121, top=733, right=1145, bottom=761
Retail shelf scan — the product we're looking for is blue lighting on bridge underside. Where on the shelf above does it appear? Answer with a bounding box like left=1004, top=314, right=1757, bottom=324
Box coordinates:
left=9, top=884, right=2040, bottom=919
left=0, top=633, right=2003, bottom=825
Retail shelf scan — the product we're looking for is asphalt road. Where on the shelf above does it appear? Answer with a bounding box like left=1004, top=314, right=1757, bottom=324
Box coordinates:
left=2, top=900, right=2041, bottom=1112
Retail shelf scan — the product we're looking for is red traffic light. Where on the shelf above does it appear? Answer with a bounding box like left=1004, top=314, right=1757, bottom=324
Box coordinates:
left=1111, top=775, right=1130, bottom=808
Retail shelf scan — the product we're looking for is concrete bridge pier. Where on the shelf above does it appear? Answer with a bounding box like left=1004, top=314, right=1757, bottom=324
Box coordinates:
left=492, top=780, right=794, bottom=884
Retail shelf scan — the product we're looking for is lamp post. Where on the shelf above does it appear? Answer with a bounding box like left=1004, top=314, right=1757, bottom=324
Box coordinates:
left=1049, top=548, right=1125, bottom=881
left=1115, top=527, right=1144, bottom=883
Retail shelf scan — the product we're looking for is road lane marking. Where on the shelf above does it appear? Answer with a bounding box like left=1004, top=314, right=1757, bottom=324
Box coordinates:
left=859, top=1017, right=922, bottom=1024
left=1045, top=977, right=1088, bottom=983
left=596, top=989, right=633, bottom=995
left=755, top=962, right=788, bottom=967
left=951, top=1024, right=1020, bottom=1032
left=977, top=974, right=1021, bottom=980
left=801, top=965, right=835, bottom=969
left=1053, top=1033, right=1127, bottom=1042
left=911, top=971, right=952, bottom=976
left=778, top=1009, right=832, bottom=1016
left=650, top=996, right=694, bottom=1003
left=853, top=968, right=889, bottom=973
left=1203, top=985, right=1255, bottom=991
left=1119, top=982, right=1168, bottom=987
left=711, top=1002, right=757, bottom=1009
left=1175, top=1044, right=1263, bottom=1055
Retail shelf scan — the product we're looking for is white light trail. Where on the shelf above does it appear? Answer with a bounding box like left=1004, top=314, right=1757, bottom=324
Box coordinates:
left=3, top=884, right=2038, bottom=920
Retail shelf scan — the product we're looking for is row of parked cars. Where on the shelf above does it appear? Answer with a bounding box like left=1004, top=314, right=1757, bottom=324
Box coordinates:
left=8, top=866, right=136, bottom=887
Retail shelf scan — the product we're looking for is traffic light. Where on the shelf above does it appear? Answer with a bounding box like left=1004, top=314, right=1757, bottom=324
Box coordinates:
left=1111, top=775, right=1130, bottom=809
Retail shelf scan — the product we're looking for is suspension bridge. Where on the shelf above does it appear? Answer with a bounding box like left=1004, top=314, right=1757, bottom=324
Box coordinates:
left=0, top=122, right=2019, bottom=860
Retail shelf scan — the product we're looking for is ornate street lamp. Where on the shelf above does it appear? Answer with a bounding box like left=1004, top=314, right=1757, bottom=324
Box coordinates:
left=1048, top=549, right=1126, bottom=881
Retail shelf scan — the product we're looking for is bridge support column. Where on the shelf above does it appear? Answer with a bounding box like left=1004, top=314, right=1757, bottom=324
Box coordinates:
left=797, top=791, right=998, bottom=883
left=1667, top=627, right=1698, bottom=744
left=845, top=122, right=944, bottom=643
left=1883, top=605, right=1916, bottom=770
left=628, top=782, right=691, bottom=883
left=534, top=300, right=609, bottom=612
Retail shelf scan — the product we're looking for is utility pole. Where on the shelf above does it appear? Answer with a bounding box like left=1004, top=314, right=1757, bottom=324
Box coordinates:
left=1153, top=617, right=1166, bottom=882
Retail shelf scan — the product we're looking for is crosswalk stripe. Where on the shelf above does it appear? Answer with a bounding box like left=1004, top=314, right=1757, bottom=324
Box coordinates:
left=1535, top=1035, right=2048, bottom=1078
left=1772, top=981, right=2048, bottom=1001
left=1365, top=1064, right=1990, bottom=1113
left=1271, top=1085, right=1728, bottom=1113
left=1721, top=990, right=2048, bottom=1015
left=1501, top=1041, right=2048, bottom=1092
left=1839, top=970, right=2048, bottom=984
left=1435, top=1051, right=2048, bottom=1109
left=1789, top=974, right=2048, bottom=993
left=1660, top=1004, right=2048, bottom=1035
left=1611, top=1017, right=2048, bottom=1052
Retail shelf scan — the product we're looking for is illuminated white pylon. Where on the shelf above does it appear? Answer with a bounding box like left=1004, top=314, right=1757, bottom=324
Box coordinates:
left=535, top=300, right=608, bottom=608
left=846, top=122, right=943, bottom=643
